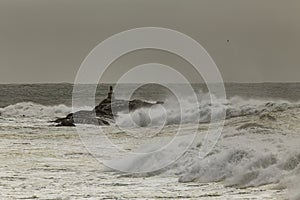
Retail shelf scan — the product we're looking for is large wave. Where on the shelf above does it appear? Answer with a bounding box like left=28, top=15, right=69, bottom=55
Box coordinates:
left=106, top=97, right=300, bottom=198
left=115, top=93, right=300, bottom=127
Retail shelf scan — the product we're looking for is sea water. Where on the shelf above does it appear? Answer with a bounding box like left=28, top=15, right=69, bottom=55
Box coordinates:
left=0, top=83, right=299, bottom=199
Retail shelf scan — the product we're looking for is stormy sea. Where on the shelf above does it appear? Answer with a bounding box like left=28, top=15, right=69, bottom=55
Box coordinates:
left=0, top=83, right=299, bottom=199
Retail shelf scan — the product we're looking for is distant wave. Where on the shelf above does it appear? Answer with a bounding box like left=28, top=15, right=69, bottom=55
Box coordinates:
left=0, top=102, right=71, bottom=118
left=0, top=96, right=299, bottom=123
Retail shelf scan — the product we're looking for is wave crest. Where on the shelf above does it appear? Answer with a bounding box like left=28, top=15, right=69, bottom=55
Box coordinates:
left=0, top=102, right=71, bottom=118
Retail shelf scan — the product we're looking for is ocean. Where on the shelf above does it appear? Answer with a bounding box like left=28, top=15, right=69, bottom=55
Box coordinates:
left=0, top=83, right=299, bottom=199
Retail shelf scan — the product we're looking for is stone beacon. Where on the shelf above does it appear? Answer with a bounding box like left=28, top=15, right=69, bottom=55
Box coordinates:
left=52, top=86, right=164, bottom=127
left=107, top=86, right=114, bottom=102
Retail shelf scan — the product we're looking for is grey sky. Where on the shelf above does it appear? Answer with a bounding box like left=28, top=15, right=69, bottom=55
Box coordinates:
left=0, top=0, right=299, bottom=83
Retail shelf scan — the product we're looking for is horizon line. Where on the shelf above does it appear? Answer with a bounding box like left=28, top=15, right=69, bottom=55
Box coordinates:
left=0, top=81, right=299, bottom=84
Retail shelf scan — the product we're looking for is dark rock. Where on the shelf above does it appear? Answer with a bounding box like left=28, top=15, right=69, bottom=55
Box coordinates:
left=55, top=118, right=75, bottom=127
left=53, top=86, right=163, bottom=127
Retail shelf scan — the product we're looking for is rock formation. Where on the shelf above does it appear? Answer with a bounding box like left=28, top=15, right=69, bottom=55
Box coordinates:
left=52, top=86, right=163, bottom=127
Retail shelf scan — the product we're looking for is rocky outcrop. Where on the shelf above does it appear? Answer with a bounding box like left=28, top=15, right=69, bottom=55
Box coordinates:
left=52, top=86, right=163, bottom=127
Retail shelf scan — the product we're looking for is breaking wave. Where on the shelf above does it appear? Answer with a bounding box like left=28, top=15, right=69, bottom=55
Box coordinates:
left=0, top=102, right=72, bottom=118
left=115, top=94, right=300, bottom=127
left=1, top=95, right=299, bottom=124
left=106, top=96, right=300, bottom=198
left=110, top=134, right=300, bottom=198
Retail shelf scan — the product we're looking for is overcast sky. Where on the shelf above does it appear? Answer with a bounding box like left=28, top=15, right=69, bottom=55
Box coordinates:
left=0, top=0, right=299, bottom=83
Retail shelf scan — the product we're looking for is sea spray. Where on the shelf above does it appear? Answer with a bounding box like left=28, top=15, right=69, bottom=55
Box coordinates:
left=106, top=98, right=300, bottom=197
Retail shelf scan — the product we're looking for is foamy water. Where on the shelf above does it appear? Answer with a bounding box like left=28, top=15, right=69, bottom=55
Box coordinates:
left=0, top=92, right=299, bottom=199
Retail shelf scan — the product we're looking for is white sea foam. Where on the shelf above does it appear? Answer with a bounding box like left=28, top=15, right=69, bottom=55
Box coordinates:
left=1, top=97, right=299, bottom=197
left=0, top=102, right=71, bottom=118
left=107, top=97, right=300, bottom=197
left=115, top=93, right=299, bottom=127
left=0, top=102, right=95, bottom=118
left=1, top=94, right=298, bottom=122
